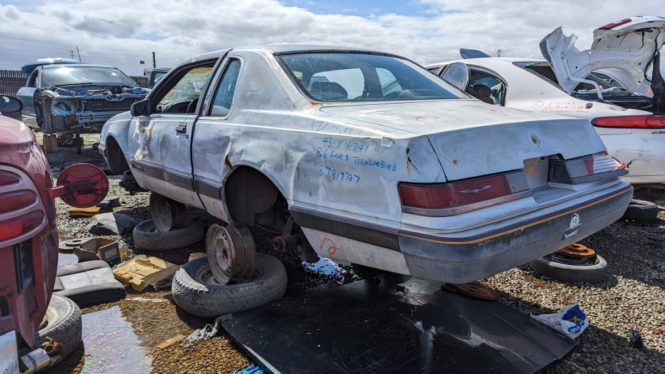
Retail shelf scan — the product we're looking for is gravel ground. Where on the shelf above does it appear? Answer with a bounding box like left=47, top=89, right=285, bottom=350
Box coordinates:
left=48, top=139, right=665, bottom=373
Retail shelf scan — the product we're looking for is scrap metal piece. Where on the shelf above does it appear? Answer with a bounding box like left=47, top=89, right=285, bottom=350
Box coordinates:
left=558, top=243, right=596, bottom=259
left=442, top=282, right=498, bottom=301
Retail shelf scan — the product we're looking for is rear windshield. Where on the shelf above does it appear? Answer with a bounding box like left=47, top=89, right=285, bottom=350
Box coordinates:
left=42, top=66, right=136, bottom=87
left=277, top=52, right=466, bottom=102
left=514, top=61, right=643, bottom=98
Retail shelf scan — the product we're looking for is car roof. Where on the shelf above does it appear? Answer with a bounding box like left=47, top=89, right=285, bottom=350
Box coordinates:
left=41, top=63, right=119, bottom=69
left=190, top=45, right=399, bottom=63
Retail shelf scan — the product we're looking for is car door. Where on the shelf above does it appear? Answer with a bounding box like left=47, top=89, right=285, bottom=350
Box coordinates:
left=190, top=57, right=243, bottom=220
left=16, top=69, right=39, bottom=127
left=130, top=60, right=217, bottom=208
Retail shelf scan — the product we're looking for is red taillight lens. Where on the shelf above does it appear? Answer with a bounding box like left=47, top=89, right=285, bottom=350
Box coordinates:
left=0, top=191, right=37, bottom=213
left=599, top=18, right=631, bottom=30
left=0, top=211, right=44, bottom=241
left=592, top=115, right=665, bottom=129
left=0, top=170, right=20, bottom=186
left=399, top=174, right=515, bottom=210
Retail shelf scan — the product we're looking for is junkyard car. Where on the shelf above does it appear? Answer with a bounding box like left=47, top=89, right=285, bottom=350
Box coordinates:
left=0, top=95, right=108, bottom=372
left=100, top=46, right=632, bottom=284
left=16, top=61, right=149, bottom=135
left=428, top=16, right=665, bottom=184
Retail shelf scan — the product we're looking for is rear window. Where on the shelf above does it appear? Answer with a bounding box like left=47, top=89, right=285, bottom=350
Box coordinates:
left=277, top=52, right=465, bottom=102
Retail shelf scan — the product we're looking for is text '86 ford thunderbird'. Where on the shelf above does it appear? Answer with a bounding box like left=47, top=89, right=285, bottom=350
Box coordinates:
left=100, top=46, right=632, bottom=283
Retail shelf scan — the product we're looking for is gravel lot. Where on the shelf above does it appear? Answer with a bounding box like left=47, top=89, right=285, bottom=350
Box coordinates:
left=49, top=137, right=665, bottom=373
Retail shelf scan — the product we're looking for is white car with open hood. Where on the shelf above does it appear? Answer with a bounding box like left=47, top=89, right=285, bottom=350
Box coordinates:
left=428, top=16, right=665, bottom=185
left=100, top=46, right=631, bottom=284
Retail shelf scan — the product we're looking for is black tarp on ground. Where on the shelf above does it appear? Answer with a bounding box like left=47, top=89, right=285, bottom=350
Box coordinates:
left=222, top=276, right=576, bottom=373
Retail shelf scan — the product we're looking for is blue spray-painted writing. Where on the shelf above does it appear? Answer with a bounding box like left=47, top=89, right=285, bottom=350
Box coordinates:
left=320, top=165, right=360, bottom=184
left=352, top=156, right=397, bottom=172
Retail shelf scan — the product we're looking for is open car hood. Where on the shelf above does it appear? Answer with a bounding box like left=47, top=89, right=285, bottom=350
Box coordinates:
left=540, top=16, right=665, bottom=95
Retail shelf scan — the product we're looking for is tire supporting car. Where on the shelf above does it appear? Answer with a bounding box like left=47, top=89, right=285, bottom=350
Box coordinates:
left=172, top=254, right=287, bottom=318
left=530, top=245, right=608, bottom=284
left=622, top=199, right=660, bottom=223
left=35, top=294, right=82, bottom=359
left=132, top=218, right=204, bottom=251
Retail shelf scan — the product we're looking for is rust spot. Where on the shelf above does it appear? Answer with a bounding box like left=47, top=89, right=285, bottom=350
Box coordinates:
left=452, top=159, right=459, bottom=165
left=224, top=156, right=233, bottom=169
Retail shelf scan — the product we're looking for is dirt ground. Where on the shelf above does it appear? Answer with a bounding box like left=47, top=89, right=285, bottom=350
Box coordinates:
left=46, top=136, right=665, bottom=373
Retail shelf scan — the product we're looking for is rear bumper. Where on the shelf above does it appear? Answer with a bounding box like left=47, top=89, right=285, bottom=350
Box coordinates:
left=399, top=182, right=632, bottom=283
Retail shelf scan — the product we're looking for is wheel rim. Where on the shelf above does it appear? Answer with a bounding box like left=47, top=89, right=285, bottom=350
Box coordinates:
left=150, top=193, right=173, bottom=232
left=206, top=224, right=257, bottom=284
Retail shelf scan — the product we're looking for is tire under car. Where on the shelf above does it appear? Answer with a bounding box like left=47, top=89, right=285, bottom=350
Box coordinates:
left=172, top=254, right=287, bottom=318
left=132, top=219, right=204, bottom=251
left=530, top=253, right=608, bottom=283
left=34, top=295, right=82, bottom=359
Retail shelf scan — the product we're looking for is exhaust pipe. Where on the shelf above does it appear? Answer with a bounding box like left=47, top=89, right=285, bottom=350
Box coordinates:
left=20, top=347, right=62, bottom=373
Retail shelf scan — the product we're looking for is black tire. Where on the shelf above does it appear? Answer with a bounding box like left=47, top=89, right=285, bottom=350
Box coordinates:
left=530, top=254, right=607, bottom=283
left=133, top=219, right=204, bottom=251
left=35, top=295, right=82, bottom=359
left=105, top=137, right=130, bottom=175
left=172, top=254, right=287, bottom=318
left=149, top=193, right=187, bottom=232
left=622, top=199, right=660, bottom=223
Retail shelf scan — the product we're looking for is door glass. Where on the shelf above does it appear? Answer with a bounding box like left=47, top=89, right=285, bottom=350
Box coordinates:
left=466, top=69, right=507, bottom=105
left=210, top=60, right=241, bottom=117
left=156, top=66, right=213, bottom=114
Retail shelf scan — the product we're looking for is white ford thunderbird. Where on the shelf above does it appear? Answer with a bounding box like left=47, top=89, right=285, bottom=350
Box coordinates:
left=100, top=46, right=631, bottom=284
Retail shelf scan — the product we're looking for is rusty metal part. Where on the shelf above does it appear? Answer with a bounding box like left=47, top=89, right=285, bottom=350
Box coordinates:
left=206, top=224, right=257, bottom=284
left=41, top=337, right=63, bottom=357
left=442, top=282, right=497, bottom=301
left=273, top=217, right=320, bottom=263
left=557, top=243, right=596, bottom=259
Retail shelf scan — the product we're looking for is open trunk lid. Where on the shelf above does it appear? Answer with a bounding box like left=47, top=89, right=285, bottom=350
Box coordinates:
left=540, top=16, right=665, bottom=95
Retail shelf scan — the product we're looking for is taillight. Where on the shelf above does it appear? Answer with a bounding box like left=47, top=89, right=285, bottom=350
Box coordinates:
left=399, top=172, right=528, bottom=215
left=592, top=115, right=665, bottom=129
left=0, top=170, right=20, bottom=186
left=0, top=191, right=37, bottom=214
left=0, top=211, right=44, bottom=241
left=599, top=18, right=631, bottom=30
left=550, top=152, right=627, bottom=184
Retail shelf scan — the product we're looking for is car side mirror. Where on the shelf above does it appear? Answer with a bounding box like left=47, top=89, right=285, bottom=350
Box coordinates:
left=131, top=99, right=150, bottom=117
left=441, top=62, right=470, bottom=92
left=48, top=163, right=109, bottom=208
left=0, top=95, right=23, bottom=114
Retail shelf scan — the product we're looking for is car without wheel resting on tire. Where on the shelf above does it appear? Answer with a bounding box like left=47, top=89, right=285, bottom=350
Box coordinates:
left=100, top=45, right=632, bottom=287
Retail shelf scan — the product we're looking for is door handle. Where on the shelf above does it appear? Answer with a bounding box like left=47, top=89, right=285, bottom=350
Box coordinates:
left=175, top=123, right=187, bottom=134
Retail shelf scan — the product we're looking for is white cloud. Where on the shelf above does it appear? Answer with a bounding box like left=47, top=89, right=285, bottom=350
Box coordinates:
left=0, top=0, right=660, bottom=75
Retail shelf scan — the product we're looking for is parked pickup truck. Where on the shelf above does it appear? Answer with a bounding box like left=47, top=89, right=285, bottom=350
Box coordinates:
left=100, top=46, right=632, bottom=284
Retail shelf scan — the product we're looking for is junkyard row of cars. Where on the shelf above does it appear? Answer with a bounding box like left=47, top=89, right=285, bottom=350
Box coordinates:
left=0, top=15, right=663, bottom=372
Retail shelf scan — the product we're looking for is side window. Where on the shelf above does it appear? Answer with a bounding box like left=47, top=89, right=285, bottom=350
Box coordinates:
left=440, top=63, right=469, bottom=91
left=155, top=65, right=213, bottom=114
left=27, top=70, right=38, bottom=87
left=376, top=68, right=402, bottom=96
left=466, top=68, right=507, bottom=105
left=210, top=59, right=241, bottom=117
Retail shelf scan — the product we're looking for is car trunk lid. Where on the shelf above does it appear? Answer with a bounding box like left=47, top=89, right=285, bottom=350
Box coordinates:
left=540, top=16, right=665, bottom=95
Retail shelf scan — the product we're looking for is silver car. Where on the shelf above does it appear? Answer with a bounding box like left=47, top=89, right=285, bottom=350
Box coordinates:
left=100, top=46, right=632, bottom=284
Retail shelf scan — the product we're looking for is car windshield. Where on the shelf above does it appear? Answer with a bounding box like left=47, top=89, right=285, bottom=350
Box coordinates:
left=277, top=52, right=466, bottom=102
left=42, top=66, right=136, bottom=87
left=515, top=61, right=643, bottom=98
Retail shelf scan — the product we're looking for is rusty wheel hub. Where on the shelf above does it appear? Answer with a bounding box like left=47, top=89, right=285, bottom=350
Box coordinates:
left=557, top=243, right=596, bottom=259
left=206, top=224, right=257, bottom=284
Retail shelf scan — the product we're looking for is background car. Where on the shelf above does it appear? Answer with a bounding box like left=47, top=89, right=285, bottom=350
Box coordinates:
left=427, top=16, right=665, bottom=185
left=100, top=46, right=631, bottom=287
left=16, top=61, right=149, bottom=141
left=0, top=95, right=108, bottom=373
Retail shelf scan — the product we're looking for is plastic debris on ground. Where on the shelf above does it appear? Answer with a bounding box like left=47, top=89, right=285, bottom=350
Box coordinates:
left=185, top=315, right=230, bottom=346
left=87, top=212, right=140, bottom=235
left=156, top=334, right=186, bottom=349
left=113, top=255, right=178, bottom=291
left=301, top=257, right=346, bottom=283
left=531, top=304, right=589, bottom=339
left=68, top=206, right=102, bottom=217
left=234, top=364, right=264, bottom=374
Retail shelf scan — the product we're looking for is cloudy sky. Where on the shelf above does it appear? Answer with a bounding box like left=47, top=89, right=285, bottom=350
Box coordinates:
left=0, top=0, right=660, bottom=75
